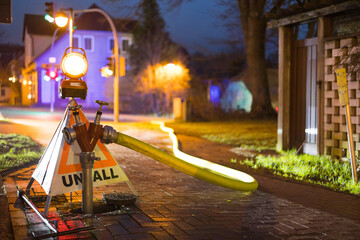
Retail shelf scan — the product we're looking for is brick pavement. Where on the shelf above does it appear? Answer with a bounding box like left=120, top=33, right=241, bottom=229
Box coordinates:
left=3, top=127, right=360, bottom=239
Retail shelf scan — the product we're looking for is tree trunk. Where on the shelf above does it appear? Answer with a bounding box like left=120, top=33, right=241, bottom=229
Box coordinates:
left=237, top=0, right=275, bottom=117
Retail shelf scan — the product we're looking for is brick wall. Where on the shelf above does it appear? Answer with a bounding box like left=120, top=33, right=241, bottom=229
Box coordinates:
left=324, top=36, right=360, bottom=160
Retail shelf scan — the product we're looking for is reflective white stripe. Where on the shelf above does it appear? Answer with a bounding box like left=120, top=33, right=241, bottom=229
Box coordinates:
left=305, top=128, right=318, bottom=135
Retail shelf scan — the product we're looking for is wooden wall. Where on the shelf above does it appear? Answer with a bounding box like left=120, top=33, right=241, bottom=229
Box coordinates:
left=323, top=36, right=360, bottom=159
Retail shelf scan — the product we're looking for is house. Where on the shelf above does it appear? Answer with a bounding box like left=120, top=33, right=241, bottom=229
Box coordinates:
left=0, top=44, right=24, bottom=104
left=268, top=0, right=360, bottom=158
left=21, top=4, right=136, bottom=109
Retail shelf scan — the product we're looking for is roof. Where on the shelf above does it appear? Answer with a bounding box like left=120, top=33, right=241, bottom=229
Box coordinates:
left=23, top=14, right=64, bottom=40
left=23, top=4, right=137, bottom=40
left=268, top=0, right=360, bottom=28
left=74, top=4, right=137, bottom=32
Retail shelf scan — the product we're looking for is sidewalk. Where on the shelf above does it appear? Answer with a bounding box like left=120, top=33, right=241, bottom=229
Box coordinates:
left=2, top=127, right=360, bottom=239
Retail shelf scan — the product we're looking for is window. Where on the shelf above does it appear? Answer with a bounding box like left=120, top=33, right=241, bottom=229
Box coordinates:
left=73, top=36, right=80, bottom=48
left=122, top=38, right=130, bottom=52
left=294, top=21, right=317, bottom=40
left=108, top=38, right=122, bottom=54
left=1, top=88, right=5, bottom=97
left=109, top=38, right=114, bottom=52
left=83, top=36, right=94, bottom=52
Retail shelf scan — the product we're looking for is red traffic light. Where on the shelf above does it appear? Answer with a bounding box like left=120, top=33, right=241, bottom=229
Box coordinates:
left=50, top=70, right=56, bottom=78
left=46, top=69, right=58, bottom=80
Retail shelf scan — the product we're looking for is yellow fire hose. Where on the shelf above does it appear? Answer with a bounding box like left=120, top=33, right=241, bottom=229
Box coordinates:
left=114, top=129, right=258, bottom=191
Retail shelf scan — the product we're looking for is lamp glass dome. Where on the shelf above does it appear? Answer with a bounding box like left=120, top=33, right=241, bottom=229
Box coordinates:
left=61, top=52, right=88, bottom=78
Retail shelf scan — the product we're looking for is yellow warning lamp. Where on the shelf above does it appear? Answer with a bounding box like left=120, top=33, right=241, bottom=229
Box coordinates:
left=59, top=47, right=88, bottom=100
left=61, top=49, right=88, bottom=78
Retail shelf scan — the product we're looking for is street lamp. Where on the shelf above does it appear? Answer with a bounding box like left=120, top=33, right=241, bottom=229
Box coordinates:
left=163, top=63, right=184, bottom=76
left=54, top=12, right=68, bottom=28
left=52, top=8, right=120, bottom=123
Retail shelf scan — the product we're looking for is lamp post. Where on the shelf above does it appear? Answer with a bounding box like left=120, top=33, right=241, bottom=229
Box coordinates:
left=49, top=27, right=60, bottom=113
left=55, top=9, right=120, bottom=122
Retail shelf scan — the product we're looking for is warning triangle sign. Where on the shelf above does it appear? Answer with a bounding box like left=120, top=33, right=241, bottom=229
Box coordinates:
left=32, top=101, right=129, bottom=197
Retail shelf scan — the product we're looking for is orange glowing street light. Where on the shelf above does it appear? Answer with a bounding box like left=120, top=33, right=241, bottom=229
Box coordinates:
left=54, top=12, right=68, bottom=27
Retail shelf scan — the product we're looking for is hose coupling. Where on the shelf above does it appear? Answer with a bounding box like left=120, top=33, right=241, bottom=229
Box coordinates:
left=62, top=127, right=77, bottom=145
left=101, top=126, right=117, bottom=144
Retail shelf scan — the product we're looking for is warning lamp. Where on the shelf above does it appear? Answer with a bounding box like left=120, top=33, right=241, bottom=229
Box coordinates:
left=61, top=48, right=88, bottom=79
left=59, top=47, right=88, bottom=100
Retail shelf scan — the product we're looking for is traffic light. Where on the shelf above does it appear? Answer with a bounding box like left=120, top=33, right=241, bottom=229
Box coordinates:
left=0, top=0, right=12, bottom=24
left=44, top=2, right=54, bottom=23
left=119, top=56, right=126, bottom=76
left=106, top=57, right=114, bottom=72
left=44, top=68, right=58, bottom=81
left=49, top=69, right=58, bottom=79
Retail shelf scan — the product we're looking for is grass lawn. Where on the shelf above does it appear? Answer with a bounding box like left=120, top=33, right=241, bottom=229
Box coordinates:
left=0, top=134, right=43, bottom=172
left=241, top=150, right=360, bottom=195
left=165, top=120, right=360, bottom=195
left=166, top=120, right=277, bottom=149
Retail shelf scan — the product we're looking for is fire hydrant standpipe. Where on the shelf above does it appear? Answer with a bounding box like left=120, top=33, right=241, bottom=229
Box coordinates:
left=80, top=152, right=96, bottom=214
left=63, top=101, right=106, bottom=214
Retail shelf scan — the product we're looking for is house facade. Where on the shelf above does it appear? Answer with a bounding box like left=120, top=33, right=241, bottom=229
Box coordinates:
left=269, top=0, right=360, bottom=159
left=21, top=4, right=135, bottom=109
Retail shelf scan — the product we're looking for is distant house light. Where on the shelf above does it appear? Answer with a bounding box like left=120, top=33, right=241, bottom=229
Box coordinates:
left=209, top=85, right=221, bottom=107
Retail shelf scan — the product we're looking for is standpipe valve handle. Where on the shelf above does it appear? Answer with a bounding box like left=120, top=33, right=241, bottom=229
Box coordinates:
left=94, top=100, right=109, bottom=124
left=62, top=104, right=83, bottom=145
left=69, top=105, right=83, bottom=125
left=69, top=105, right=82, bottom=111
left=95, top=100, right=109, bottom=111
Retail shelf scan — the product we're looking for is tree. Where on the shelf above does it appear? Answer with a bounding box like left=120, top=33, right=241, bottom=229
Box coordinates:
left=139, top=62, right=190, bottom=114
left=130, top=0, right=189, bottom=114
left=167, top=0, right=278, bottom=117
left=236, top=0, right=275, bottom=117
left=237, top=0, right=347, bottom=116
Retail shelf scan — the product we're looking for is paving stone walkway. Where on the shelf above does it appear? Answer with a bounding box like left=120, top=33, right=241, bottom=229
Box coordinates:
left=3, top=127, right=360, bottom=239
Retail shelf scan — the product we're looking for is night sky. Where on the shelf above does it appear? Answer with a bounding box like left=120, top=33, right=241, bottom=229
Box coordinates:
left=0, top=0, right=231, bottom=54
